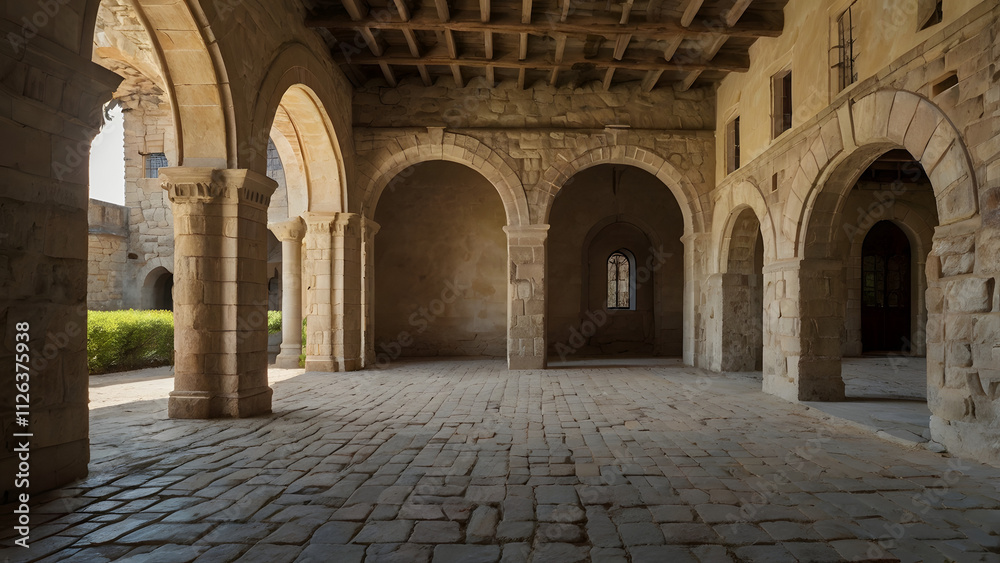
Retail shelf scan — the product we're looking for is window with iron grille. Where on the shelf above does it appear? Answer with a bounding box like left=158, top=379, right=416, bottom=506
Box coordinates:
left=607, top=251, right=631, bottom=309
left=145, top=153, right=168, bottom=178
left=836, top=4, right=859, bottom=91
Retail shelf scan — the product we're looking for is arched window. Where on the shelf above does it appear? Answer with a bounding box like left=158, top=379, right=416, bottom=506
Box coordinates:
left=607, top=251, right=632, bottom=309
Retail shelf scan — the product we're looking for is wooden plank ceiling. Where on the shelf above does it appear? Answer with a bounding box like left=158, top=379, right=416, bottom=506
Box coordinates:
left=307, top=0, right=787, bottom=91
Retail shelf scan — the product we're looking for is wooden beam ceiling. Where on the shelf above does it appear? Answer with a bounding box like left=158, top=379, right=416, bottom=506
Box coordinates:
left=311, top=0, right=787, bottom=91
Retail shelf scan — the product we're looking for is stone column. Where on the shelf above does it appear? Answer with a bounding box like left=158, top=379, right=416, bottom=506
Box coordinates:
left=505, top=225, right=549, bottom=370
left=361, top=217, right=381, bottom=367
left=269, top=217, right=306, bottom=369
left=681, top=233, right=712, bottom=367
left=303, top=212, right=363, bottom=372
left=762, top=258, right=846, bottom=402
left=0, top=42, right=120, bottom=498
left=161, top=168, right=277, bottom=419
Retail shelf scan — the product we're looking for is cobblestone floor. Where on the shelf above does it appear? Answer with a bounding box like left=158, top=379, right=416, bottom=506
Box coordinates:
left=3, top=358, right=1000, bottom=562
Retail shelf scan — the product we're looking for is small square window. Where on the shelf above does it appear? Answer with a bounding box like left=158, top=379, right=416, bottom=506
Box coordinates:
left=145, top=153, right=168, bottom=178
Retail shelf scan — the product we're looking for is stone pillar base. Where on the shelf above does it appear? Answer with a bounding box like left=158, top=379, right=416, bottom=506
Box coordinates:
left=275, top=348, right=302, bottom=369
left=168, top=387, right=273, bottom=419
left=305, top=357, right=361, bottom=372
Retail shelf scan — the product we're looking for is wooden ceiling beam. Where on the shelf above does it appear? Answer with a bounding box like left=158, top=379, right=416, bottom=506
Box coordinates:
left=451, top=64, right=464, bottom=87
left=346, top=51, right=750, bottom=72
left=379, top=62, right=397, bottom=86
left=602, top=67, right=616, bottom=90
left=641, top=69, right=663, bottom=92
left=550, top=33, right=567, bottom=86
left=434, top=0, right=450, bottom=21
left=417, top=64, right=432, bottom=85
left=680, top=0, right=704, bottom=27
left=391, top=0, right=411, bottom=22
left=309, top=13, right=783, bottom=40
left=663, top=36, right=683, bottom=61
left=444, top=29, right=458, bottom=58
left=726, top=0, right=754, bottom=27
left=613, top=34, right=632, bottom=60
left=480, top=0, right=491, bottom=22
left=342, top=0, right=370, bottom=21
left=522, top=0, right=532, bottom=24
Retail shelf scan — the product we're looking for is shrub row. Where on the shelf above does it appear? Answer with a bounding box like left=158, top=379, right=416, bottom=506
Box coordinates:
left=88, top=310, right=284, bottom=375
left=88, top=310, right=174, bottom=375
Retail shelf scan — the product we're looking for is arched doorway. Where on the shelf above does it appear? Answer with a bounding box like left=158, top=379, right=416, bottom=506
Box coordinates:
left=142, top=267, right=173, bottom=311
left=860, top=221, right=912, bottom=354
left=547, top=164, right=684, bottom=363
left=373, top=161, right=507, bottom=362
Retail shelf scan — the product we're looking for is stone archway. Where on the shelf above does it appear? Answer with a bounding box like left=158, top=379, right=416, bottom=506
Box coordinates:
left=360, top=133, right=531, bottom=228
left=792, top=90, right=978, bottom=257
left=709, top=206, right=765, bottom=373
left=131, top=0, right=235, bottom=168
left=251, top=43, right=353, bottom=214
left=777, top=90, right=984, bottom=420
left=538, top=145, right=706, bottom=235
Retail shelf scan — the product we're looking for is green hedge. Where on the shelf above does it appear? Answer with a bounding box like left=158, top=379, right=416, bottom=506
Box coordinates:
left=88, top=310, right=285, bottom=375
left=88, top=310, right=174, bottom=374
left=268, top=310, right=282, bottom=334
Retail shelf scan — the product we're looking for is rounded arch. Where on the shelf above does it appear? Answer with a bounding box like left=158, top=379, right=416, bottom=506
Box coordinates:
left=362, top=134, right=530, bottom=227
left=130, top=0, right=235, bottom=168
left=250, top=43, right=352, bottom=214
left=712, top=180, right=777, bottom=273
left=141, top=266, right=173, bottom=310
left=792, top=90, right=978, bottom=258
left=539, top=145, right=706, bottom=234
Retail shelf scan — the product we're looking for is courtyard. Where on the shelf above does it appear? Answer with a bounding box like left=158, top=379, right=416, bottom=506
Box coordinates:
left=3, top=359, right=999, bottom=562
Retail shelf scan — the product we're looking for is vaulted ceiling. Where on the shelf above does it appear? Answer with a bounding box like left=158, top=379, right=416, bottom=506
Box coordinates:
left=308, top=0, right=788, bottom=91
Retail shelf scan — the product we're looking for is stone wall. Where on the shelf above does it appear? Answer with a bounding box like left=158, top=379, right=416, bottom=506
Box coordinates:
left=0, top=0, right=122, bottom=500
left=703, top=1, right=1000, bottom=464
left=373, top=162, right=508, bottom=358
left=87, top=200, right=129, bottom=311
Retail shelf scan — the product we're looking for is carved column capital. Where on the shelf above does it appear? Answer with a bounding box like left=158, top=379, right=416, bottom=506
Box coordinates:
left=160, top=168, right=277, bottom=209
left=269, top=216, right=307, bottom=242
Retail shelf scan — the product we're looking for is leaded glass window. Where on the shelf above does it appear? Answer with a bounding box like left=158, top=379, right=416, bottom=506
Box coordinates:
left=608, top=252, right=631, bottom=309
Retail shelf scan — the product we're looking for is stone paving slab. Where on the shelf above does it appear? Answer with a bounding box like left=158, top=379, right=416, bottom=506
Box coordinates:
left=2, top=359, right=999, bottom=562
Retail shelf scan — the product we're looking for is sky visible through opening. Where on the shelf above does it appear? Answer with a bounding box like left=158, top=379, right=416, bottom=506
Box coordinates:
left=90, top=105, right=125, bottom=205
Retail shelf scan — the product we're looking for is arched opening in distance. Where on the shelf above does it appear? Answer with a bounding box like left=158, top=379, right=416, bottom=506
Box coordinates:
left=373, top=161, right=508, bottom=361
left=142, top=267, right=174, bottom=311
left=719, top=207, right=764, bottom=372
left=547, top=164, right=684, bottom=364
